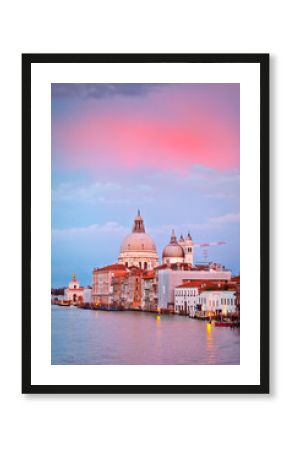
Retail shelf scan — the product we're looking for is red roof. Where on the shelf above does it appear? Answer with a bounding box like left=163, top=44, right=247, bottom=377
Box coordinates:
left=112, top=272, right=128, bottom=278
left=231, top=276, right=240, bottom=283
left=175, top=280, right=232, bottom=289
left=175, top=280, right=209, bottom=289
left=142, top=271, right=155, bottom=279
left=199, top=287, right=236, bottom=293
left=93, top=263, right=127, bottom=272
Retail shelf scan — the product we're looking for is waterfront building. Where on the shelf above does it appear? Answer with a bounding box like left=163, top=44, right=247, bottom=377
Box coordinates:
left=88, top=210, right=236, bottom=311
left=141, top=270, right=157, bottom=310
left=232, top=275, right=240, bottom=314
left=195, top=289, right=237, bottom=317
left=174, top=282, right=237, bottom=317
left=112, top=272, right=129, bottom=306
left=83, top=286, right=92, bottom=303
left=132, top=267, right=143, bottom=307
left=118, top=210, right=159, bottom=270
left=64, top=273, right=85, bottom=305
left=157, top=263, right=232, bottom=310
left=92, top=263, right=128, bottom=306
left=174, top=283, right=199, bottom=315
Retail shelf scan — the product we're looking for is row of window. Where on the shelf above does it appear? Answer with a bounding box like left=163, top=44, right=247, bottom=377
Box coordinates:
left=176, top=298, right=236, bottom=306
left=176, top=290, right=198, bottom=296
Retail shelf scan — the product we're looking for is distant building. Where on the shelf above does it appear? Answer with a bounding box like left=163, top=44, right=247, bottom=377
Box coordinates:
left=174, top=284, right=199, bottom=315
left=174, top=283, right=237, bottom=317
left=162, top=230, right=194, bottom=265
left=83, top=286, right=92, bottom=303
left=112, top=272, right=129, bottom=306
left=195, top=289, right=237, bottom=317
left=118, top=211, right=159, bottom=270
left=92, top=263, right=128, bottom=306
left=64, top=273, right=85, bottom=305
left=141, top=270, right=157, bottom=310
left=127, top=266, right=143, bottom=308
left=157, top=263, right=232, bottom=310
left=86, top=210, right=237, bottom=311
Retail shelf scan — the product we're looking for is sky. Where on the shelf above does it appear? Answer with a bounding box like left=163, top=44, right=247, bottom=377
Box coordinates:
left=51, top=83, right=240, bottom=287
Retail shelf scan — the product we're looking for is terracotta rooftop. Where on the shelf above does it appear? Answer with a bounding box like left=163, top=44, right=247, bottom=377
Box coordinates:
left=175, top=281, right=206, bottom=289
left=93, top=263, right=127, bottom=272
left=231, top=275, right=240, bottom=283
left=142, top=270, right=155, bottom=279
left=112, top=272, right=129, bottom=278
left=175, top=280, right=233, bottom=289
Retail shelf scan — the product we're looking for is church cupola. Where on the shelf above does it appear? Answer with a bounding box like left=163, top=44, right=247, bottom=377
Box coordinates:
left=132, top=209, right=145, bottom=233
left=162, top=229, right=185, bottom=264
left=69, top=272, right=80, bottom=289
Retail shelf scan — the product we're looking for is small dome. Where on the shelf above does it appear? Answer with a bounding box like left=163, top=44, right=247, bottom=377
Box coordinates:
left=162, top=230, right=185, bottom=258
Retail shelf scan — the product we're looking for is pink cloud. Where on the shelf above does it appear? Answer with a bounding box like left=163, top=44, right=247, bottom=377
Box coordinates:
left=52, top=86, right=239, bottom=173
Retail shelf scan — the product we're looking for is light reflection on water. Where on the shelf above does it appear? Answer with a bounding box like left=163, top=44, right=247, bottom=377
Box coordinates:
left=51, top=305, right=240, bottom=365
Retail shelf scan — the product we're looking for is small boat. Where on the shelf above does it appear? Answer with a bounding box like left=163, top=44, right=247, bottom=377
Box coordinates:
left=58, top=300, right=71, bottom=307
left=194, top=315, right=210, bottom=321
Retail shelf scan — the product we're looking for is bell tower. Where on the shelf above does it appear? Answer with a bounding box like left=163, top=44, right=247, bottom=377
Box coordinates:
left=179, top=232, right=194, bottom=265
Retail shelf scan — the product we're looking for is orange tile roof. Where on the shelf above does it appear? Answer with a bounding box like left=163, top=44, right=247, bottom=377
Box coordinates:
left=112, top=272, right=128, bottom=278
left=175, top=281, right=206, bottom=289
left=175, top=280, right=231, bottom=289
left=142, top=273, right=155, bottom=279
left=93, top=263, right=127, bottom=272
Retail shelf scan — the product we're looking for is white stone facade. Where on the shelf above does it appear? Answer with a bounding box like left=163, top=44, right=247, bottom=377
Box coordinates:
left=174, top=286, right=199, bottom=315
left=158, top=268, right=232, bottom=309
left=174, top=287, right=237, bottom=316
left=65, top=273, right=85, bottom=304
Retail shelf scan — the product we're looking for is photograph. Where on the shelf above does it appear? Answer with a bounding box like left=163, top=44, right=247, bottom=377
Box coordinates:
left=51, top=82, right=240, bottom=365
left=22, top=53, right=269, bottom=393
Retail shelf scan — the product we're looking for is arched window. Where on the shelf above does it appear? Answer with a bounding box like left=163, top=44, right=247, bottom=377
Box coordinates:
left=144, top=262, right=148, bottom=269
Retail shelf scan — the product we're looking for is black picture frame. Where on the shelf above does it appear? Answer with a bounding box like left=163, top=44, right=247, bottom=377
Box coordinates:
left=22, top=53, right=269, bottom=394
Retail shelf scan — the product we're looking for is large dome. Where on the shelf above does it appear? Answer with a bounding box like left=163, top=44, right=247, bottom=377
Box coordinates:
left=118, top=211, right=159, bottom=269
left=162, top=230, right=184, bottom=258
left=120, top=232, right=157, bottom=253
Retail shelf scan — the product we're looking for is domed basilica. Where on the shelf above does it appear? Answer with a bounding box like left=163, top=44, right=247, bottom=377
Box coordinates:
left=118, top=211, right=194, bottom=269
left=118, top=211, right=159, bottom=269
left=162, top=229, right=193, bottom=265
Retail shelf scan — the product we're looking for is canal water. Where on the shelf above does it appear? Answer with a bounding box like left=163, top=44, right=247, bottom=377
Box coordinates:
left=51, top=305, right=240, bottom=365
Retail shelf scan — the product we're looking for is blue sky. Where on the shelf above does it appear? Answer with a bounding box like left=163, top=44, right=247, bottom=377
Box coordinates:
left=51, top=83, right=240, bottom=287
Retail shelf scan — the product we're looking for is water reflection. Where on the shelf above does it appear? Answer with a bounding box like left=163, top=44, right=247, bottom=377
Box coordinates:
left=51, top=306, right=240, bottom=365
left=206, top=322, right=216, bottom=364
